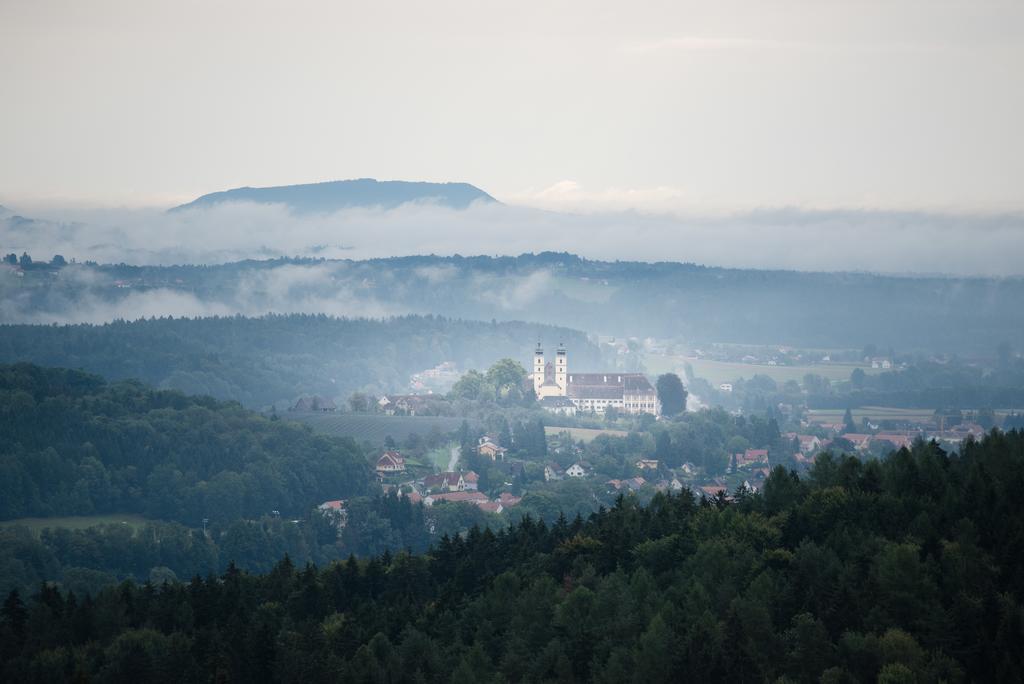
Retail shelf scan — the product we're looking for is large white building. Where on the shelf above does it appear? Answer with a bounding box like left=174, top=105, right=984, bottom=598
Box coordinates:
left=532, top=343, right=660, bottom=416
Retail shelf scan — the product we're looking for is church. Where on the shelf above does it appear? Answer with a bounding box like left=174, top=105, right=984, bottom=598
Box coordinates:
left=531, top=343, right=660, bottom=416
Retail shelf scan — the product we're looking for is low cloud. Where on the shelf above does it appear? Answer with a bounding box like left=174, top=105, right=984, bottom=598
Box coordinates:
left=475, top=270, right=554, bottom=310
left=1, top=200, right=1023, bottom=280
left=0, top=260, right=403, bottom=324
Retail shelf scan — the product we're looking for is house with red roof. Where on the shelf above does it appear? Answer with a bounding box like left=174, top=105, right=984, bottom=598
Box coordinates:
left=422, top=471, right=478, bottom=493
left=375, top=450, right=406, bottom=473
left=841, top=434, right=872, bottom=451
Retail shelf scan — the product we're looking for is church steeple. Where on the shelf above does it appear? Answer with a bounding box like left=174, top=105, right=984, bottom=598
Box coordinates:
left=555, top=343, right=567, bottom=394
left=533, top=342, right=545, bottom=395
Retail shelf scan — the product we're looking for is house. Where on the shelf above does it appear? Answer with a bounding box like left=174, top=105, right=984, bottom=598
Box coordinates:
left=607, top=476, right=646, bottom=493
left=317, top=500, right=348, bottom=528
left=679, top=462, right=697, bottom=477
left=719, top=383, right=733, bottom=393
left=700, top=484, right=727, bottom=499
left=841, top=434, right=872, bottom=451
left=544, top=463, right=564, bottom=482
left=477, top=436, right=508, bottom=461
left=870, top=357, right=893, bottom=369
left=478, top=501, right=504, bottom=514
left=318, top=499, right=345, bottom=513
left=291, top=395, right=337, bottom=412
left=538, top=395, right=578, bottom=416
left=375, top=451, right=406, bottom=473
left=423, top=471, right=477, bottom=493
left=735, top=449, right=769, bottom=468
left=565, top=462, right=588, bottom=478
left=873, top=433, right=914, bottom=450
left=635, top=459, right=659, bottom=471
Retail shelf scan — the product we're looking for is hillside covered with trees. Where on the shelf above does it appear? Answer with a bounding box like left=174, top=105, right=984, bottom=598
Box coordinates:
left=3, top=430, right=1023, bottom=682
left=0, top=315, right=601, bottom=408
left=0, top=364, right=372, bottom=524
left=5, top=253, right=1023, bottom=355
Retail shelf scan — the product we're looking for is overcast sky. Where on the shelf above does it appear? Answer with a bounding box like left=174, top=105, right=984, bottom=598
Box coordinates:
left=1, top=0, right=1022, bottom=212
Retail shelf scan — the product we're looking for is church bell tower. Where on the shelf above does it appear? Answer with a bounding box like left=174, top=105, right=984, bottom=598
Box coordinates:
left=555, top=343, right=567, bottom=395
left=533, top=342, right=545, bottom=396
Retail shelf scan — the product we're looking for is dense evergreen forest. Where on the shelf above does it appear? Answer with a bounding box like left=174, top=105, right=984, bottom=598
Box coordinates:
left=4, top=253, right=1023, bottom=354
left=2, top=431, right=1022, bottom=682
left=0, top=364, right=372, bottom=522
left=0, top=315, right=600, bottom=408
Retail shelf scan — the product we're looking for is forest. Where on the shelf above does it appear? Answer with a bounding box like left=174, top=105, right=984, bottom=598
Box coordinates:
left=0, top=363, right=372, bottom=522
left=2, top=431, right=1023, bottom=682
left=0, top=314, right=601, bottom=408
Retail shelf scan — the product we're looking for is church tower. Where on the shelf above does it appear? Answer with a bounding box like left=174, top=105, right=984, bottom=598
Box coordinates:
left=533, top=342, right=545, bottom=396
left=555, top=343, right=567, bottom=395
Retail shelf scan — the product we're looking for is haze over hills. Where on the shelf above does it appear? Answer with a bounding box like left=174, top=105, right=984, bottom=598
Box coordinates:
left=170, top=178, right=498, bottom=213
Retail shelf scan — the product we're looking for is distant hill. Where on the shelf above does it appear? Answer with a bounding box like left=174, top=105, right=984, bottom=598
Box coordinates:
left=170, top=178, right=497, bottom=213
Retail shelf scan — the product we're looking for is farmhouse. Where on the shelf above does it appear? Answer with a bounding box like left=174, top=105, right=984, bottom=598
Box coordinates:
left=841, top=433, right=873, bottom=451
left=735, top=449, right=769, bottom=468
left=375, top=451, right=406, bottom=473
left=530, top=343, right=660, bottom=416
left=565, top=462, right=588, bottom=478
left=544, top=462, right=564, bottom=482
left=477, top=436, right=508, bottom=461
left=423, top=471, right=478, bottom=492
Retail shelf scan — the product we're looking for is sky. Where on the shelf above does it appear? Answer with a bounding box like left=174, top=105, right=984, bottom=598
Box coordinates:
left=2, top=0, right=1023, bottom=213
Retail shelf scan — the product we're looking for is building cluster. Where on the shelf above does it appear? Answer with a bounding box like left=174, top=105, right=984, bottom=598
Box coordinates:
left=372, top=447, right=523, bottom=514
left=531, top=343, right=660, bottom=416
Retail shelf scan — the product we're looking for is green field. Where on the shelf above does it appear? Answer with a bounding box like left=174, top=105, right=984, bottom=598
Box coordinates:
left=545, top=426, right=630, bottom=443
left=644, top=354, right=876, bottom=386
left=0, top=513, right=151, bottom=535
left=285, top=413, right=471, bottom=444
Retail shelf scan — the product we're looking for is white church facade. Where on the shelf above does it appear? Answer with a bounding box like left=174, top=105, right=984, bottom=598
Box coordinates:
left=532, top=343, right=660, bottom=416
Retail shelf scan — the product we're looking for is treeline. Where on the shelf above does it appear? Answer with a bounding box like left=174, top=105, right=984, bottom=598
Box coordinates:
left=0, top=492, right=505, bottom=599
left=8, top=252, right=1024, bottom=354
left=0, top=314, right=601, bottom=408
left=3, top=431, right=1023, bottom=681
left=0, top=364, right=372, bottom=523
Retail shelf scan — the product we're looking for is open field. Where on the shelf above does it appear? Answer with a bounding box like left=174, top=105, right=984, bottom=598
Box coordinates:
left=644, top=354, right=877, bottom=386
left=0, top=513, right=152, bottom=535
left=286, top=413, right=470, bottom=444
left=545, top=426, right=630, bottom=443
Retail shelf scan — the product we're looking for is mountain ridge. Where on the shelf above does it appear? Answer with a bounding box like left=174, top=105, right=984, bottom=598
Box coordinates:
left=170, top=178, right=497, bottom=213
